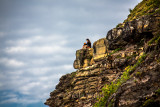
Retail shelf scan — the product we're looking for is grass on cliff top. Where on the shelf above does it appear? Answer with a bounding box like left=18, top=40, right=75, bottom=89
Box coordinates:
left=124, top=0, right=160, bottom=22
left=94, top=53, right=147, bottom=107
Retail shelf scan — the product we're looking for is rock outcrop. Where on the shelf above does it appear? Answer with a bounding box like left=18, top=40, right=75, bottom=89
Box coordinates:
left=93, top=38, right=108, bottom=61
left=73, top=48, right=94, bottom=69
left=45, top=0, right=160, bottom=107
left=106, top=14, right=160, bottom=50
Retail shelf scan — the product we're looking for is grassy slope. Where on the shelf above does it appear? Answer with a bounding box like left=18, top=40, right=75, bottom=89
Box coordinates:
left=125, top=0, right=160, bottom=22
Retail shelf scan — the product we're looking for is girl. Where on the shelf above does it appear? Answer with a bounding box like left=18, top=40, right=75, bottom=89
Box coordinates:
left=82, top=38, right=91, bottom=49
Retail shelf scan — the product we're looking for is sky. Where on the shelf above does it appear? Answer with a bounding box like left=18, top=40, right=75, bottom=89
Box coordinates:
left=0, top=0, right=142, bottom=107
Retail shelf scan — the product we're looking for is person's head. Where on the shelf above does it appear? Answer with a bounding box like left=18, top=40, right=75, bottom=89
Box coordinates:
left=86, top=38, right=91, bottom=43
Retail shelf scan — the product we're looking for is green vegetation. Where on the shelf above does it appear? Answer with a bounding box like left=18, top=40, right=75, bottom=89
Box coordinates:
left=141, top=99, right=154, bottom=107
left=71, top=72, right=76, bottom=78
left=146, top=7, right=160, bottom=16
left=156, top=58, right=160, bottom=63
left=115, top=55, right=121, bottom=59
left=124, top=0, right=160, bottom=22
left=141, top=88, right=160, bottom=107
left=94, top=53, right=147, bottom=107
left=155, top=88, right=160, bottom=95
left=155, top=36, right=160, bottom=44
left=109, top=48, right=122, bottom=56
left=129, top=8, right=133, bottom=13
left=126, top=54, right=137, bottom=60
left=94, top=66, right=131, bottom=107
left=148, top=33, right=160, bottom=45
left=135, top=71, right=142, bottom=77
left=116, top=23, right=124, bottom=28
left=130, top=53, right=147, bottom=73
left=148, top=36, right=159, bottom=45
left=134, top=79, right=138, bottom=83
left=108, top=99, right=114, bottom=107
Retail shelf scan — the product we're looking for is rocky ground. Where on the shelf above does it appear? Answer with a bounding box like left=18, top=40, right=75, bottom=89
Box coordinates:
left=45, top=0, right=160, bottom=107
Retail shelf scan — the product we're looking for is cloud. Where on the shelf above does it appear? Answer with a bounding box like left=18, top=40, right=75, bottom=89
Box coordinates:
left=0, top=97, right=40, bottom=104
left=5, top=34, right=67, bottom=46
left=6, top=39, right=32, bottom=46
left=5, top=46, right=27, bottom=53
left=0, top=61, right=71, bottom=104
left=0, top=98, right=18, bottom=104
left=5, top=45, right=73, bottom=55
left=0, top=58, right=25, bottom=67
left=16, top=28, right=42, bottom=35
left=4, top=34, right=73, bottom=55
left=0, top=32, right=5, bottom=38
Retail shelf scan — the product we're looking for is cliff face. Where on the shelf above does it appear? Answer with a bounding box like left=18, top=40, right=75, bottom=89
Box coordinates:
left=45, top=0, right=160, bottom=107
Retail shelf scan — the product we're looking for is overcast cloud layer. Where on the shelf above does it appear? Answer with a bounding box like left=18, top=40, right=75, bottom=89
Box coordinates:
left=0, top=0, right=142, bottom=107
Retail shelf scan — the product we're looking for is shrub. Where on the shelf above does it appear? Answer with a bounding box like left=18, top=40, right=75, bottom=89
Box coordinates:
left=94, top=53, right=147, bottom=107
left=129, top=8, right=132, bottom=13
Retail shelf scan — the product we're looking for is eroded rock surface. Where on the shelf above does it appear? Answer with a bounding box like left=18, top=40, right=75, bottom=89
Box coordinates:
left=93, top=38, right=108, bottom=61
left=106, top=15, right=160, bottom=50
left=107, top=50, right=160, bottom=107
left=45, top=0, right=160, bottom=107
left=73, top=48, right=93, bottom=69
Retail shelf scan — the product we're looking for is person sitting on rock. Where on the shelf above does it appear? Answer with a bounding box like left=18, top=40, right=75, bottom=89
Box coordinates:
left=86, top=38, right=91, bottom=48
left=82, top=38, right=91, bottom=49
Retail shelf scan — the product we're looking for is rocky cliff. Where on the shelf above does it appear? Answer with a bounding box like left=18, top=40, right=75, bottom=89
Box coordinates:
left=45, top=0, right=160, bottom=107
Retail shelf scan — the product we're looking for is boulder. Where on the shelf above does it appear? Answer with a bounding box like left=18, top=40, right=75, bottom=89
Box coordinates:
left=106, top=15, right=160, bottom=50
left=93, top=38, right=108, bottom=61
left=73, top=48, right=93, bottom=69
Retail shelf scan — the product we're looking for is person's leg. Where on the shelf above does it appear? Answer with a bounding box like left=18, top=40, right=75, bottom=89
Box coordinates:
left=85, top=45, right=87, bottom=49
left=87, top=46, right=90, bottom=48
left=82, top=45, right=86, bottom=49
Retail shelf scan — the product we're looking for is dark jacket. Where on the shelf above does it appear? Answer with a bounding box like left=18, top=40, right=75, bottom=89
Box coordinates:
left=87, top=42, right=91, bottom=48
